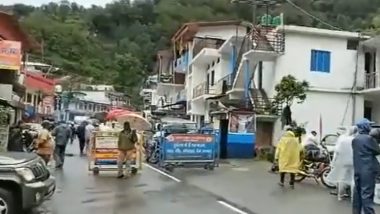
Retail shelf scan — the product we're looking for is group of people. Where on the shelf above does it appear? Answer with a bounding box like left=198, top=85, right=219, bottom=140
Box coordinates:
left=275, top=118, right=380, bottom=214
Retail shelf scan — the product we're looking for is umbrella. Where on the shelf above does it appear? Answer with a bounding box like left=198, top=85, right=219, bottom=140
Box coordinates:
left=106, top=109, right=131, bottom=120
left=116, top=113, right=152, bottom=131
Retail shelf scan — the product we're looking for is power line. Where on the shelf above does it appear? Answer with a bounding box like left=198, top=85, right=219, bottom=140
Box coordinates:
left=285, top=0, right=343, bottom=31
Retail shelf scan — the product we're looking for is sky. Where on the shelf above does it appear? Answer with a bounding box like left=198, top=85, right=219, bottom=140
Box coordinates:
left=1, top=0, right=115, bottom=8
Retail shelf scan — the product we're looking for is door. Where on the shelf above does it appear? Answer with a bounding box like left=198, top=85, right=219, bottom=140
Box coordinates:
left=255, top=121, right=274, bottom=148
left=219, top=119, right=229, bottom=159
left=364, top=101, right=373, bottom=121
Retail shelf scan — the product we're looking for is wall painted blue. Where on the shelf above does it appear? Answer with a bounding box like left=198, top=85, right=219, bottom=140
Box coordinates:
left=227, top=133, right=256, bottom=158
left=230, top=46, right=237, bottom=74
left=215, top=131, right=256, bottom=159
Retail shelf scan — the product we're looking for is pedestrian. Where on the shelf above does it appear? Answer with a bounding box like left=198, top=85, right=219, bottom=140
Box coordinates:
left=85, top=121, right=95, bottom=153
left=275, top=130, right=302, bottom=189
left=327, top=126, right=357, bottom=201
left=70, top=122, right=76, bottom=144
left=117, top=122, right=138, bottom=178
left=36, top=121, right=54, bottom=165
left=77, top=121, right=87, bottom=156
left=352, top=118, right=380, bottom=214
left=8, top=120, right=25, bottom=152
left=52, top=121, right=71, bottom=169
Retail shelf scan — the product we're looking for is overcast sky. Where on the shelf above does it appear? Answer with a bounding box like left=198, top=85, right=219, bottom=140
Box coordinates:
left=1, top=0, right=115, bottom=8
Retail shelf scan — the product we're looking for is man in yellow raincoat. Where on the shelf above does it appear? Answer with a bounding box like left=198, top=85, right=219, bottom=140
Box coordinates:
left=275, top=130, right=302, bottom=189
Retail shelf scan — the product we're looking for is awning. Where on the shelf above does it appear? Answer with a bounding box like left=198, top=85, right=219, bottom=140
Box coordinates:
left=206, top=94, right=227, bottom=100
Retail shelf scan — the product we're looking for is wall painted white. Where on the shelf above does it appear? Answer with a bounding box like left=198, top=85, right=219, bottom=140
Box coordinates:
left=196, top=25, right=246, bottom=40
left=272, top=92, right=364, bottom=145
left=267, top=32, right=364, bottom=98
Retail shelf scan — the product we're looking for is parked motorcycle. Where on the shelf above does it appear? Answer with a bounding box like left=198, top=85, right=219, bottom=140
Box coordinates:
left=145, top=137, right=160, bottom=164
left=295, top=145, right=336, bottom=189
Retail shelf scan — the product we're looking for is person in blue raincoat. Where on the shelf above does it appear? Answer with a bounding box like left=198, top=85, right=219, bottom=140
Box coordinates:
left=352, top=119, right=380, bottom=214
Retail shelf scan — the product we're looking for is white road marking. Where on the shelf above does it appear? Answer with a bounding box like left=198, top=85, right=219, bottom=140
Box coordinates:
left=217, top=200, right=248, bottom=214
left=143, top=163, right=181, bottom=183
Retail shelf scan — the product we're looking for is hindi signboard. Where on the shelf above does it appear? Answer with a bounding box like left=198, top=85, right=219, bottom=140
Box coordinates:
left=0, top=40, right=22, bottom=71
left=163, top=134, right=215, bottom=161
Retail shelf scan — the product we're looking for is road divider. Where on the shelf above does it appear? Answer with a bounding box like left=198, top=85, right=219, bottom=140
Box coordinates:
left=143, top=163, right=181, bottom=183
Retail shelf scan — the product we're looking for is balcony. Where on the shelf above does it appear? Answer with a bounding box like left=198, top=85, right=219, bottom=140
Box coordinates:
left=190, top=38, right=224, bottom=66
left=365, top=72, right=380, bottom=90
left=192, top=82, right=216, bottom=99
left=249, top=26, right=285, bottom=54
left=174, top=52, right=189, bottom=73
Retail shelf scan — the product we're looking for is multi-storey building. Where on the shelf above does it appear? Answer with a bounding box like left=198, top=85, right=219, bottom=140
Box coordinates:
left=146, top=19, right=374, bottom=157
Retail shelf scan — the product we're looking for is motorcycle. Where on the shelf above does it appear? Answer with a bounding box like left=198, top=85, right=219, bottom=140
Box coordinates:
left=295, top=145, right=336, bottom=189
left=145, top=137, right=160, bottom=164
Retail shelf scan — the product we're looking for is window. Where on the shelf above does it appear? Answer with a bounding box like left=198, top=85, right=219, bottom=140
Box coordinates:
left=211, top=70, right=215, bottom=86
left=311, top=50, right=331, bottom=73
left=26, top=93, right=32, bottom=103
left=217, top=58, right=220, bottom=63
left=347, top=39, right=359, bottom=50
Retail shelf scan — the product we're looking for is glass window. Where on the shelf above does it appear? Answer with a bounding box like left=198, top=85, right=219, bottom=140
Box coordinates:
left=311, top=50, right=331, bottom=73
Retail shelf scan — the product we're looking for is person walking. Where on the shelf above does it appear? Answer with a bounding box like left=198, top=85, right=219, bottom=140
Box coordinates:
left=275, top=130, right=302, bottom=189
left=117, top=122, right=138, bottom=179
left=327, top=126, right=357, bottom=201
left=352, top=118, right=380, bottom=214
left=77, top=121, right=87, bottom=156
left=36, top=121, right=54, bottom=164
left=85, top=121, right=95, bottom=153
left=52, top=121, right=71, bottom=169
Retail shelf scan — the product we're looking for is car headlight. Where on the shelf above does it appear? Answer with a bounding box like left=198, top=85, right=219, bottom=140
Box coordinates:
left=16, top=168, right=35, bottom=182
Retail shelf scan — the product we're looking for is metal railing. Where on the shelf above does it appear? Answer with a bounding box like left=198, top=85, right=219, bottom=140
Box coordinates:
left=192, top=82, right=216, bottom=98
left=193, top=38, right=225, bottom=58
left=217, top=74, right=233, bottom=94
left=252, top=97, right=282, bottom=116
left=249, top=26, right=285, bottom=53
left=365, top=72, right=380, bottom=89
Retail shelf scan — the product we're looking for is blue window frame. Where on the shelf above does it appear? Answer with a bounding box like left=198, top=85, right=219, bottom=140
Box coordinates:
left=310, top=50, right=331, bottom=73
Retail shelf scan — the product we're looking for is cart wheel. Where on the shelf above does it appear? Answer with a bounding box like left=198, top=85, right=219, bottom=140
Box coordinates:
left=93, top=167, right=100, bottom=176
left=204, top=165, right=209, bottom=170
left=208, top=164, right=215, bottom=171
left=131, top=167, right=138, bottom=175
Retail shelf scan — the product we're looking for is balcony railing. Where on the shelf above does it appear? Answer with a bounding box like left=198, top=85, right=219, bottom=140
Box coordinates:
left=217, top=74, right=234, bottom=94
left=193, top=38, right=225, bottom=58
left=252, top=97, right=282, bottom=116
left=249, top=26, right=285, bottom=54
left=192, top=82, right=216, bottom=99
left=365, top=72, right=380, bottom=89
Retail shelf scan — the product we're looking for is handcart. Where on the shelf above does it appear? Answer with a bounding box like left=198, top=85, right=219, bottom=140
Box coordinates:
left=158, top=132, right=218, bottom=172
left=88, top=130, right=139, bottom=176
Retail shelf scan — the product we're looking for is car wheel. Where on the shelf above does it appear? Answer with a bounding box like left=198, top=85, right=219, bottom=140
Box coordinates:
left=0, top=187, right=16, bottom=214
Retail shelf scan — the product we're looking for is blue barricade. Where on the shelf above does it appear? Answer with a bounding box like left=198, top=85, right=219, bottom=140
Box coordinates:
left=159, top=133, right=218, bottom=171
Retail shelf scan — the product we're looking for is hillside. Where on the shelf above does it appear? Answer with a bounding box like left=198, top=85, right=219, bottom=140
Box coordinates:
left=2, top=0, right=380, bottom=106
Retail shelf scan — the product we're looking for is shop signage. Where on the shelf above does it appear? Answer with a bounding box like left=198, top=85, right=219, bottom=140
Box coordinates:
left=0, top=40, right=22, bottom=71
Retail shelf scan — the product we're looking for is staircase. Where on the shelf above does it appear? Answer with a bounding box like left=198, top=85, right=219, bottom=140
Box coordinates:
left=249, top=88, right=282, bottom=116
left=230, top=26, right=285, bottom=91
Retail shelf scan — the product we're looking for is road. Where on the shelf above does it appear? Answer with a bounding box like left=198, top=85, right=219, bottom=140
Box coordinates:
left=33, top=144, right=239, bottom=214
left=33, top=144, right=380, bottom=214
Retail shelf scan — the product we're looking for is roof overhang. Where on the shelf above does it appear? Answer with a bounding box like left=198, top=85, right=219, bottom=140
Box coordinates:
left=171, top=20, right=243, bottom=43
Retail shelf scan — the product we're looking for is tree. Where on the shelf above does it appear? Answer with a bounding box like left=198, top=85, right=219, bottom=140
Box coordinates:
left=274, top=75, right=309, bottom=126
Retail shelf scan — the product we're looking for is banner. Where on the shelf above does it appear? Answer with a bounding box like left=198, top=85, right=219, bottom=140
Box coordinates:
left=229, top=112, right=256, bottom=133
left=0, top=40, right=22, bottom=70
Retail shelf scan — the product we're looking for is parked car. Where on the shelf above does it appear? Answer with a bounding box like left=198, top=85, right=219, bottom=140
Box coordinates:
left=0, top=152, right=55, bottom=213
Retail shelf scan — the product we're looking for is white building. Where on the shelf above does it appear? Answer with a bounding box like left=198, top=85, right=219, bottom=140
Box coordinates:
left=151, top=20, right=375, bottom=148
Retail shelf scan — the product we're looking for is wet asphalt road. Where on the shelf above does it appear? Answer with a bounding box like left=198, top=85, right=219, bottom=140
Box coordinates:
left=33, top=144, right=237, bottom=214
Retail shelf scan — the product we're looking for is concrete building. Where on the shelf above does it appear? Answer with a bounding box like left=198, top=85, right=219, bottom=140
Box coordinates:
left=144, top=19, right=376, bottom=159
left=61, top=85, right=131, bottom=121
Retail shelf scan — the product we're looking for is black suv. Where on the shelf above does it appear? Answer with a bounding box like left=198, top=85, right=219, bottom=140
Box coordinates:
left=0, top=152, right=55, bottom=213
